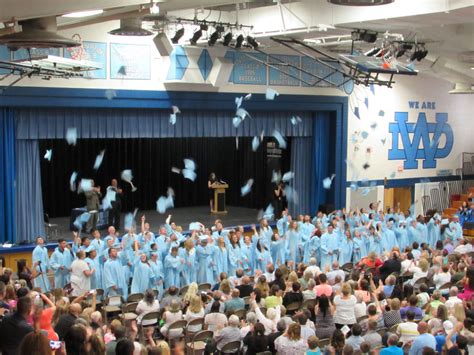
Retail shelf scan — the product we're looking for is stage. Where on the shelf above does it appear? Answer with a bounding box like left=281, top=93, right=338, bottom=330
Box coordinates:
left=47, top=205, right=262, bottom=241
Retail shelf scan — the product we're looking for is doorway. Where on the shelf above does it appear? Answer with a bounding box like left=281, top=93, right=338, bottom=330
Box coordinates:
left=384, top=187, right=412, bottom=214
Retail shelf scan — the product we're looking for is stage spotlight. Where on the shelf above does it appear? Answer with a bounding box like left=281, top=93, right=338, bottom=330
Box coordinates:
left=417, top=48, right=428, bottom=61
left=171, top=27, right=185, bottom=44
left=190, top=29, right=202, bottom=45
left=222, top=32, right=233, bottom=46
left=208, top=31, right=219, bottom=46
left=235, top=34, right=244, bottom=49
left=200, top=23, right=209, bottom=31
left=395, top=43, right=413, bottom=58
left=246, top=35, right=258, bottom=49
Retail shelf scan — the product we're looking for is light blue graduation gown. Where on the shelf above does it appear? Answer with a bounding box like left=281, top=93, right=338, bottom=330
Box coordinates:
left=50, top=247, right=74, bottom=288
left=255, top=244, right=273, bottom=272
left=285, top=230, right=301, bottom=267
left=338, top=236, right=353, bottom=266
left=85, top=256, right=102, bottom=290
left=154, top=234, right=170, bottom=261
left=352, top=236, right=368, bottom=263
left=149, top=259, right=164, bottom=299
left=196, top=244, right=214, bottom=284
left=382, top=228, right=398, bottom=252
left=131, top=261, right=154, bottom=294
left=164, top=254, right=182, bottom=288
left=240, top=242, right=254, bottom=274
left=427, top=219, right=440, bottom=247
left=395, top=227, right=410, bottom=251
left=271, top=238, right=286, bottom=266
left=300, top=222, right=314, bottom=245
left=303, top=235, right=320, bottom=264
left=212, top=245, right=228, bottom=278
left=408, top=225, right=422, bottom=246
left=416, top=223, right=428, bottom=244
left=277, top=215, right=289, bottom=236
left=320, top=231, right=340, bottom=270
left=228, top=244, right=243, bottom=277
left=90, top=238, right=104, bottom=253
left=259, top=227, right=273, bottom=249
left=32, top=245, right=51, bottom=292
left=179, top=248, right=197, bottom=285
left=368, top=233, right=383, bottom=255
left=103, top=257, right=128, bottom=298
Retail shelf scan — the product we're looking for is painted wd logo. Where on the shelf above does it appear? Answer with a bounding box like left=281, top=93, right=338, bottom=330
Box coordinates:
left=388, top=112, right=453, bottom=169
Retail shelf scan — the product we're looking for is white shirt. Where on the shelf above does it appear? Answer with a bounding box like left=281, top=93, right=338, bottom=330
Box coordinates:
left=274, top=335, right=307, bottom=355
left=407, top=265, right=428, bottom=286
left=71, top=259, right=90, bottom=296
left=327, top=269, right=345, bottom=285
left=454, top=244, right=473, bottom=254
left=136, top=299, right=160, bottom=325
left=401, top=259, right=413, bottom=275
left=432, top=272, right=451, bottom=289
left=306, top=265, right=321, bottom=277
left=333, top=295, right=357, bottom=325
left=397, top=321, right=419, bottom=345
left=445, top=296, right=463, bottom=311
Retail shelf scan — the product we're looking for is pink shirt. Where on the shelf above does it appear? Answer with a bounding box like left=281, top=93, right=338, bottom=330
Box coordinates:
left=315, top=284, right=333, bottom=297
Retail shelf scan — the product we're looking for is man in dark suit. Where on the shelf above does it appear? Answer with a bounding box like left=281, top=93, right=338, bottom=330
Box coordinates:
left=85, top=181, right=101, bottom=233
left=0, top=296, right=33, bottom=354
left=107, top=179, right=123, bottom=231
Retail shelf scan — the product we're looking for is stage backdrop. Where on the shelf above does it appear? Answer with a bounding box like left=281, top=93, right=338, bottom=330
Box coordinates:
left=39, top=137, right=292, bottom=217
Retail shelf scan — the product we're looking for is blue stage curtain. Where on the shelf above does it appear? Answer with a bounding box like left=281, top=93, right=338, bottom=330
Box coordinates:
left=289, top=137, right=313, bottom=216
left=16, top=108, right=312, bottom=139
left=0, top=108, right=16, bottom=243
left=310, top=112, right=331, bottom=213
left=15, top=140, right=45, bottom=243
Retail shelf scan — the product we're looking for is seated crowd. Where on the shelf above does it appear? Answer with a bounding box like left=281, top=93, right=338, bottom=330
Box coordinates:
left=0, top=204, right=473, bottom=355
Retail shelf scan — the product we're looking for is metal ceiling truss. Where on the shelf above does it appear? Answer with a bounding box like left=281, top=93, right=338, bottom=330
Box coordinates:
left=252, top=37, right=411, bottom=88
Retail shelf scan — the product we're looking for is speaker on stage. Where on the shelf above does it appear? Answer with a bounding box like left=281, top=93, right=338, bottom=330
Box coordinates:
left=153, top=33, right=174, bottom=57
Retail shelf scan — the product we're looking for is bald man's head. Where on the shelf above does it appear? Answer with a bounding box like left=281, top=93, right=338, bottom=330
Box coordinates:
left=417, top=321, right=429, bottom=334
left=69, top=303, right=82, bottom=316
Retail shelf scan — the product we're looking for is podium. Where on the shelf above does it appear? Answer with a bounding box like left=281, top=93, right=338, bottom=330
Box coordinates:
left=211, top=184, right=228, bottom=214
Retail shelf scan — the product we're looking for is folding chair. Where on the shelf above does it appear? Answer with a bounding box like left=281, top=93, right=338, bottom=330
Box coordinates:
left=127, top=293, right=144, bottom=303
left=233, top=308, right=247, bottom=320
left=220, top=340, right=241, bottom=355
left=139, top=311, right=160, bottom=341
left=180, top=285, right=190, bottom=296
left=166, top=319, right=188, bottom=340
left=285, top=302, right=301, bottom=315
left=198, top=283, right=212, bottom=292
left=120, top=302, right=138, bottom=321
left=103, top=295, right=123, bottom=323
left=185, top=317, right=205, bottom=342
left=318, top=338, right=330, bottom=349
left=186, top=330, right=213, bottom=355
left=302, top=298, right=317, bottom=311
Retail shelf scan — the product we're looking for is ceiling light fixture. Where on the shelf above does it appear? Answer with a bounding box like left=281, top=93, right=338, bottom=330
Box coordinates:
left=222, top=32, right=233, bottom=46
left=208, top=30, right=219, bottom=46
left=171, top=27, right=185, bottom=44
left=108, top=18, right=153, bottom=36
left=62, top=9, right=104, bottom=18
left=190, top=29, right=203, bottom=45
left=246, top=36, right=259, bottom=49
left=235, top=34, right=244, bottom=49
left=149, top=2, right=160, bottom=15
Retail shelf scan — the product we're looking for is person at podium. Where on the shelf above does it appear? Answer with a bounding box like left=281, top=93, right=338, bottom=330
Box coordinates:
left=208, top=172, right=217, bottom=212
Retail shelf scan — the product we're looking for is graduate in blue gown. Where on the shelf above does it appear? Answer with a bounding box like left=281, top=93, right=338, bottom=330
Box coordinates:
left=285, top=221, right=301, bottom=269
left=394, top=221, right=410, bottom=251
left=277, top=211, right=289, bottom=236
left=213, top=237, right=228, bottom=278
left=352, top=230, right=368, bottom=263
left=227, top=233, right=243, bottom=277
left=90, top=230, right=104, bottom=254
left=270, top=233, right=286, bottom=267
left=416, top=218, right=428, bottom=245
left=179, top=239, right=197, bottom=286
left=320, top=225, right=340, bottom=270
left=195, top=236, right=214, bottom=284
left=255, top=239, right=272, bottom=272
left=149, top=252, right=164, bottom=300
left=164, top=247, right=184, bottom=288
left=427, top=216, right=441, bottom=247
left=131, top=253, right=154, bottom=294
left=338, top=230, right=354, bottom=266
left=49, top=239, right=74, bottom=288
left=85, top=248, right=102, bottom=290
left=240, top=235, right=255, bottom=275
left=154, top=227, right=170, bottom=261
left=381, top=222, right=398, bottom=252
left=367, top=226, right=383, bottom=255
left=300, top=216, right=315, bottom=247
left=407, top=220, right=422, bottom=246
left=259, top=219, right=274, bottom=249
left=303, top=234, right=320, bottom=265
left=103, top=247, right=128, bottom=298
left=32, top=237, right=51, bottom=292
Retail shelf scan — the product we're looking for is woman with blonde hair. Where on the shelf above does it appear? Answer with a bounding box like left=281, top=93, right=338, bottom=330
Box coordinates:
left=333, top=283, right=357, bottom=329
left=160, top=300, right=183, bottom=337
left=185, top=295, right=205, bottom=332
left=182, top=282, right=198, bottom=305
left=449, top=303, right=466, bottom=326
left=254, top=275, right=270, bottom=298
left=274, top=323, right=307, bottom=354
left=407, top=257, right=429, bottom=286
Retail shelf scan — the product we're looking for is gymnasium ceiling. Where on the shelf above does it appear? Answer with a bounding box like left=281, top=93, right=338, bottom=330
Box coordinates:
left=0, top=0, right=473, bottom=87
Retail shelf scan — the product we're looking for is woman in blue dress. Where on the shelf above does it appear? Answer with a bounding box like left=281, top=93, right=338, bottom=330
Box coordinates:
left=270, top=233, right=285, bottom=267
left=339, top=230, right=354, bottom=266
left=227, top=233, right=243, bottom=277
left=214, top=237, right=228, bottom=278
left=285, top=220, right=301, bottom=269
left=255, top=239, right=272, bottom=272
left=179, top=238, right=197, bottom=286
